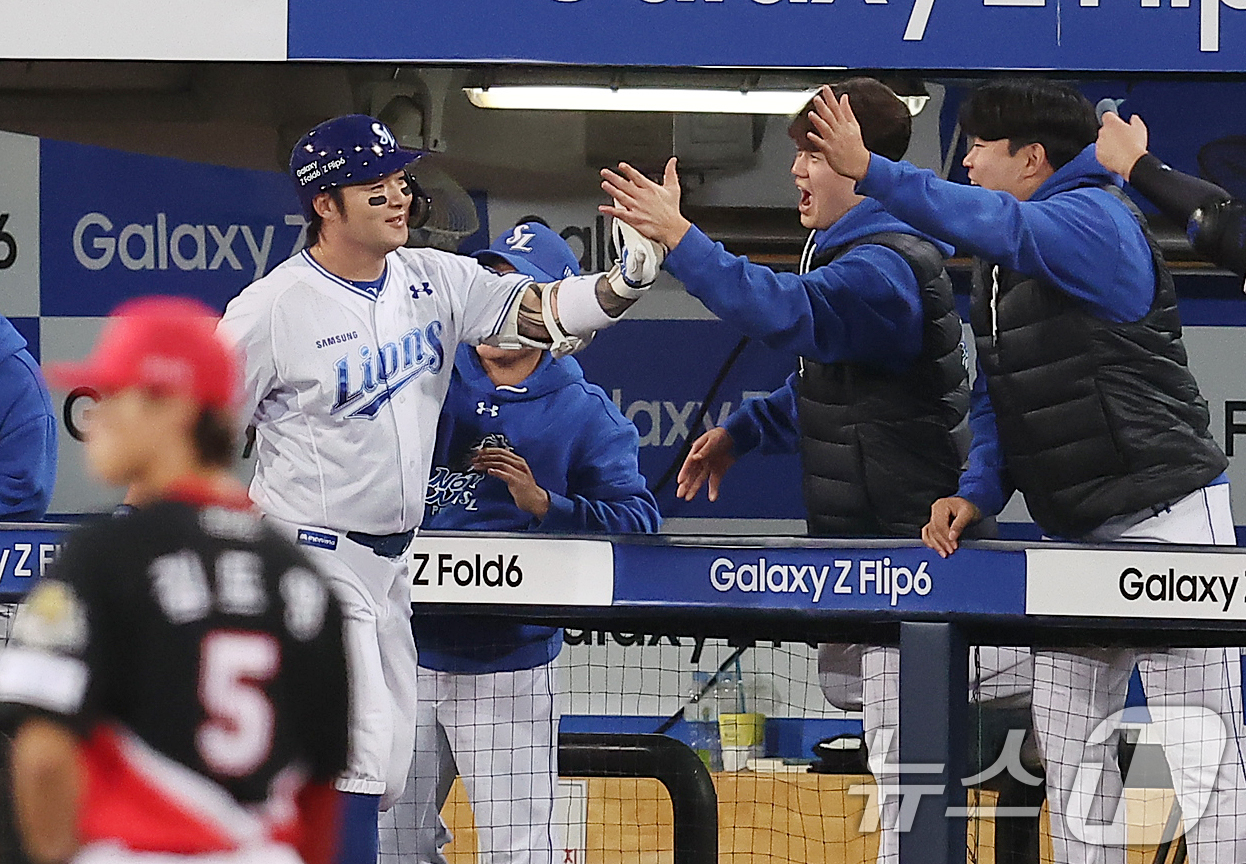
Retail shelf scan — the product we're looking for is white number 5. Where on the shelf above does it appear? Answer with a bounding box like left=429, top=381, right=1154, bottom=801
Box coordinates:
left=196, top=631, right=279, bottom=776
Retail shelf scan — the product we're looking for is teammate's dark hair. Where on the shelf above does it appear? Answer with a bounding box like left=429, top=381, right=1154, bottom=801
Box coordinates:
left=788, top=78, right=911, bottom=162
left=959, top=79, right=1098, bottom=170
left=192, top=409, right=236, bottom=469
left=306, top=187, right=346, bottom=248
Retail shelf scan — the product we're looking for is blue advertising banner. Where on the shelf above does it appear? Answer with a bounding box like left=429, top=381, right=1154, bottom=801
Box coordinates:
left=0, top=528, right=69, bottom=600
left=574, top=320, right=805, bottom=522
left=613, top=541, right=1028, bottom=614
left=288, top=0, right=1246, bottom=72
left=40, top=140, right=305, bottom=317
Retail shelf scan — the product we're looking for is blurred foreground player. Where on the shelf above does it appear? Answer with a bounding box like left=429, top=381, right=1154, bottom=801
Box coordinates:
left=1096, top=111, right=1246, bottom=279
left=220, top=115, right=663, bottom=864
left=0, top=297, right=349, bottom=864
left=808, top=78, right=1246, bottom=864
left=381, top=224, right=659, bottom=864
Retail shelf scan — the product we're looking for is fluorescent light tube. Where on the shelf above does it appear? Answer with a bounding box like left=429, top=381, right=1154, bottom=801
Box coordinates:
left=464, top=86, right=819, bottom=115
left=465, top=85, right=929, bottom=116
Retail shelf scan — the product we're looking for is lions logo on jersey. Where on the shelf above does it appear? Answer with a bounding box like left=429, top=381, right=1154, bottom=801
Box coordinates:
left=332, top=322, right=445, bottom=419
left=426, top=434, right=515, bottom=515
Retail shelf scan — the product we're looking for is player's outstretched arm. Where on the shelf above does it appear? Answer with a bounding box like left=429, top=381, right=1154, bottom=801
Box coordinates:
left=11, top=717, right=82, bottom=864
left=1098, top=112, right=1245, bottom=277
left=599, top=157, right=692, bottom=250
left=495, top=226, right=665, bottom=357
left=1095, top=112, right=1149, bottom=179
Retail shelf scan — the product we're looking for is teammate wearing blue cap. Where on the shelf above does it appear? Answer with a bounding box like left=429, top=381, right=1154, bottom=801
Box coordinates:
left=219, top=116, right=664, bottom=864
left=379, top=223, right=659, bottom=864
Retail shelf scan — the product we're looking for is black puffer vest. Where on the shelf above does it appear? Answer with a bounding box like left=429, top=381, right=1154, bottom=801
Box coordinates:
left=970, top=188, right=1227, bottom=538
left=797, top=232, right=969, bottom=537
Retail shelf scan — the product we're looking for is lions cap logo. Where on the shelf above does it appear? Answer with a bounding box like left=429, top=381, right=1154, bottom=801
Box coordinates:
left=371, top=122, right=398, bottom=149
left=505, top=225, right=536, bottom=253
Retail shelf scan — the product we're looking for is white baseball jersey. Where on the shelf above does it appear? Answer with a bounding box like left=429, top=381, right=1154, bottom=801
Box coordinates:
left=220, top=248, right=529, bottom=535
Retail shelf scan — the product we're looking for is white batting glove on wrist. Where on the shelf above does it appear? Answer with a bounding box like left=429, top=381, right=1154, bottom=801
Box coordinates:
left=610, top=214, right=666, bottom=296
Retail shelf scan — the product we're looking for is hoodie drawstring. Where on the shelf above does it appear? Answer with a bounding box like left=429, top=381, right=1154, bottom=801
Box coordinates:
left=990, top=265, right=1000, bottom=347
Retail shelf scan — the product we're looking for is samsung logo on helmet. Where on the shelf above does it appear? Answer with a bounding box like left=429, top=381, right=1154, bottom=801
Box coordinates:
left=72, top=212, right=309, bottom=280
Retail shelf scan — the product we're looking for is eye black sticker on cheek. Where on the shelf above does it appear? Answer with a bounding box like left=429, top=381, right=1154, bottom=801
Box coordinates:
left=368, top=195, right=387, bottom=206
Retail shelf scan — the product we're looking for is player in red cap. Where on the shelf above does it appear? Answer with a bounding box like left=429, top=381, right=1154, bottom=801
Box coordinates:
left=0, top=296, right=350, bottom=864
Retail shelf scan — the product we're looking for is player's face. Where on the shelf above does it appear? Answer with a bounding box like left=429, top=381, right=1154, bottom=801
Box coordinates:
left=791, top=148, right=858, bottom=230
left=82, top=389, right=170, bottom=487
left=331, top=171, right=413, bottom=254
left=963, top=137, right=1031, bottom=198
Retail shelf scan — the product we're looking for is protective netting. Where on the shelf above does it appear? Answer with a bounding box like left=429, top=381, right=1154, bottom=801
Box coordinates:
left=378, top=622, right=1246, bottom=864
left=1, top=600, right=1241, bottom=864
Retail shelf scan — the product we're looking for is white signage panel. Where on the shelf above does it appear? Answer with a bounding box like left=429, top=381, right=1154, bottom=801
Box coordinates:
left=0, top=131, right=40, bottom=317
left=1027, top=548, right=1246, bottom=619
left=411, top=536, right=614, bottom=606
left=0, top=0, right=287, bottom=61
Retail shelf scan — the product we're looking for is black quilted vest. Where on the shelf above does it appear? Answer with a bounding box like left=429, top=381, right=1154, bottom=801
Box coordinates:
left=797, top=232, right=969, bottom=538
left=969, top=188, right=1227, bottom=538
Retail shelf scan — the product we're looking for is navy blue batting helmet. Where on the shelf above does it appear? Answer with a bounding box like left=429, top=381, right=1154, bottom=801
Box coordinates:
left=289, top=114, right=423, bottom=216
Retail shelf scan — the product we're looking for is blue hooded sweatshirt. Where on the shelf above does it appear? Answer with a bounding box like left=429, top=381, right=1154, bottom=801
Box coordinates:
left=853, top=145, right=1215, bottom=518
left=415, top=344, right=660, bottom=673
left=662, top=198, right=955, bottom=459
left=0, top=318, right=56, bottom=520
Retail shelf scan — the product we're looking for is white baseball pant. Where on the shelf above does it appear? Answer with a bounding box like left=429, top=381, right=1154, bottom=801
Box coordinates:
left=819, top=643, right=1034, bottom=864
left=1033, top=483, right=1246, bottom=864
left=265, top=516, right=419, bottom=809
left=379, top=663, right=560, bottom=864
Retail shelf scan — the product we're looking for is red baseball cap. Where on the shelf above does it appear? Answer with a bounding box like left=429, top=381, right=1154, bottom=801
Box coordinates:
left=48, top=296, right=238, bottom=411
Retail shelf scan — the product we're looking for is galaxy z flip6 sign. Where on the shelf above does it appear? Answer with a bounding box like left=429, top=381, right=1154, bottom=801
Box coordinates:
left=287, top=0, right=1246, bottom=72
left=2, top=0, right=1245, bottom=70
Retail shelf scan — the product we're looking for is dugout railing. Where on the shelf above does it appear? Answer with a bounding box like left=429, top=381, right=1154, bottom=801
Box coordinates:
left=3, top=526, right=1245, bottom=864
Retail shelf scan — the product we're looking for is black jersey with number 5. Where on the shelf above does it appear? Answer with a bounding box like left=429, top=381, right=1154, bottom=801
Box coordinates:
left=0, top=494, right=349, bottom=850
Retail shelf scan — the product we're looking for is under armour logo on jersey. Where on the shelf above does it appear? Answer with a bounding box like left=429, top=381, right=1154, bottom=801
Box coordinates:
left=505, top=225, right=536, bottom=252
left=476, top=402, right=499, bottom=417
left=410, top=282, right=433, bottom=299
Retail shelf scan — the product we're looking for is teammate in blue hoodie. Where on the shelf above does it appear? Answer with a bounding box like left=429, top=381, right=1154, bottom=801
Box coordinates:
left=808, top=78, right=1245, bottom=864
left=602, top=78, right=1032, bottom=864
left=378, top=224, right=659, bottom=864
left=0, top=316, right=56, bottom=520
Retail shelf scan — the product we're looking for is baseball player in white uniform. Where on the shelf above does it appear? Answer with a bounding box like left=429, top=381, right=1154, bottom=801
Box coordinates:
left=219, top=114, right=663, bottom=864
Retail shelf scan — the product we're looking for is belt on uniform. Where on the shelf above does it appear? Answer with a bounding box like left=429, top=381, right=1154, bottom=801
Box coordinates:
left=346, top=529, right=415, bottom=559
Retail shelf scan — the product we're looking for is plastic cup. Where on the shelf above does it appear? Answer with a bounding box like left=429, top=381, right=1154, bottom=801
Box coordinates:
left=718, top=712, right=765, bottom=771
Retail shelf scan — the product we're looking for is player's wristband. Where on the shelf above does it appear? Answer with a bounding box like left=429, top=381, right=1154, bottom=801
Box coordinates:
left=555, top=274, right=623, bottom=334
